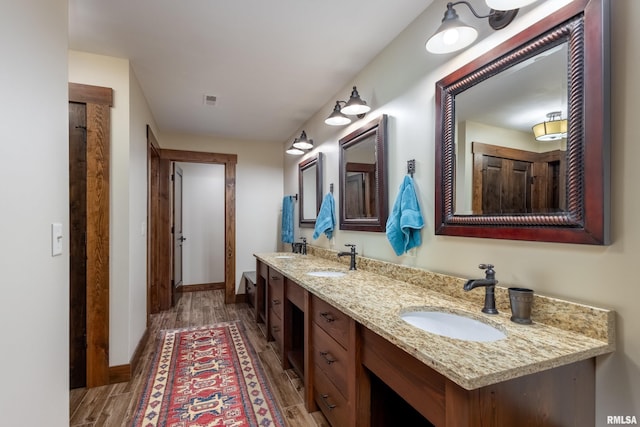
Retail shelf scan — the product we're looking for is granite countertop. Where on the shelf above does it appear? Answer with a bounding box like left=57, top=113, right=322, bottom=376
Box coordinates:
left=254, top=252, right=615, bottom=390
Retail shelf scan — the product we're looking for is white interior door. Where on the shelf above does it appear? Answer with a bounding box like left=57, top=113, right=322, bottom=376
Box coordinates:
left=173, top=164, right=184, bottom=287
left=180, top=163, right=225, bottom=286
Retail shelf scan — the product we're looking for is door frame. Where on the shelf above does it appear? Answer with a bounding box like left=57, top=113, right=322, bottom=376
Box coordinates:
left=147, top=140, right=237, bottom=309
left=172, top=163, right=184, bottom=288
left=69, top=83, right=112, bottom=388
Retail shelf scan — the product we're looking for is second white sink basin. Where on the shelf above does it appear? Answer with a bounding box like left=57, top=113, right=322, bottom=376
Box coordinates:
left=306, top=271, right=346, bottom=278
left=400, top=310, right=506, bottom=342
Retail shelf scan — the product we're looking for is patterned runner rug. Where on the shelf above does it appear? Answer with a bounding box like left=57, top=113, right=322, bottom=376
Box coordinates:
left=131, top=321, right=286, bottom=427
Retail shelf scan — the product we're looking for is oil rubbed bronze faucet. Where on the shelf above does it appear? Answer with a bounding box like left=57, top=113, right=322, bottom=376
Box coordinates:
left=337, top=244, right=357, bottom=270
left=464, top=264, right=499, bottom=314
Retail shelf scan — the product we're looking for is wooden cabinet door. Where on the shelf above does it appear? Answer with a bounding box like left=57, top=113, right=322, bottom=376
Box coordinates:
left=481, top=156, right=532, bottom=214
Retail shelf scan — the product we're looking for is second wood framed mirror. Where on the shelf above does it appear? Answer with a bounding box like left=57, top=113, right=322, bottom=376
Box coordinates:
left=339, top=115, right=388, bottom=232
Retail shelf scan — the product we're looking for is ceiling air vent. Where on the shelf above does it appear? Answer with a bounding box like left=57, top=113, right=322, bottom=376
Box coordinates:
left=203, top=95, right=217, bottom=106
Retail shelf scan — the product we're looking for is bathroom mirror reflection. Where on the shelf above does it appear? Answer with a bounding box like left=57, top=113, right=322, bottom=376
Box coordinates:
left=434, top=0, right=609, bottom=244
left=339, top=115, right=388, bottom=232
left=298, top=152, right=323, bottom=228
left=454, top=43, right=568, bottom=215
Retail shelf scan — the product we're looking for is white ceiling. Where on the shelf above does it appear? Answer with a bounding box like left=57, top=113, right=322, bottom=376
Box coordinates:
left=68, top=0, right=432, bottom=143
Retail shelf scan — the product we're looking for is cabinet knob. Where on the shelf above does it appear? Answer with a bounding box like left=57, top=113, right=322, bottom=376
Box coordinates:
left=320, top=394, right=336, bottom=410
left=319, top=351, right=336, bottom=365
left=320, top=312, right=335, bottom=322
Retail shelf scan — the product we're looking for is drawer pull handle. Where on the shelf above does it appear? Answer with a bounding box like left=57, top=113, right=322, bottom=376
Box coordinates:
left=320, top=312, right=335, bottom=322
left=270, top=276, right=281, bottom=281
left=319, top=351, right=336, bottom=365
left=272, top=299, right=281, bottom=305
left=320, top=394, right=336, bottom=410
left=272, top=326, right=280, bottom=332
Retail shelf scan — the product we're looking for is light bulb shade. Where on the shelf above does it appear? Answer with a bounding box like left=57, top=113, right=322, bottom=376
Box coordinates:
left=532, top=118, right=567, bottom=141
left=325, top=101, right=352, bottom=126
left=426, top=6, right=478, bottom=54
left=486, top=0, right=537, bottom=11
left=292, top=130, right=314, bottom=150
left=286, top=144, right=304, bottom=155
left=340, top=86, right=371, bottom=116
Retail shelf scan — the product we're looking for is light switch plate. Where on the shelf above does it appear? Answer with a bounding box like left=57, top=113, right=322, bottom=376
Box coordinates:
left=52, top=223, right=63, bottom=256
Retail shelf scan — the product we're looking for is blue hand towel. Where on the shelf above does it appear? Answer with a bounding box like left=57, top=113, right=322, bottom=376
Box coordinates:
left=313, top=192, right=335, bottom=240
left=281, top=196, right=294, bottom=244
left=386, top=175, right=424, bottom=256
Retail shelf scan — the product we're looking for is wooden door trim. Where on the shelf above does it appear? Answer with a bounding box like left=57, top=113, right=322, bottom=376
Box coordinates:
left=153, top=149, right=237, bottom=306
left=69, top=82, right=112, bottom=388
left=147, top=126, right=161, bottom=317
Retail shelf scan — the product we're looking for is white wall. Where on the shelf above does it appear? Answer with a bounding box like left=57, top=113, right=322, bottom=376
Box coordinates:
left=68, top=51, right=158, bottom=366
left=178, top=162, right=225, bottom=285
left=0, top=1, right=69, bottom=425
left=68, top=51, right=131, bottom=366
left=161, top=133, right=283, bottom=292
left=129, top=66, right=160, bottom=363
left=285, top=0, right=640, bottom=421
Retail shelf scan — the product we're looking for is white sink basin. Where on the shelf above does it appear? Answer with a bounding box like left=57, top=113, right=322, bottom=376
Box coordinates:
left=400, top=310, right=506, bottom=342
left=275, top=255, right=295, bottom=259
left=306, top=271, right=346, bottom=278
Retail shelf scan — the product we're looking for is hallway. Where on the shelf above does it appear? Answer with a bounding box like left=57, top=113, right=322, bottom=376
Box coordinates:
left=69, top=290, right=329, bottom=426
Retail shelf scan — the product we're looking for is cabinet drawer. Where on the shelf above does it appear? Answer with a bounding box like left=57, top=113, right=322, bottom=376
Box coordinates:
left=314, top=364, right=349, bottom=427
left=269, top=308, right=283, bottom=347
left=245, top=279, right=256, bottom=308
left=259, top=260, right=268, bottom=279
left=268, top=270, right=284, bottom=318
left=312, top=296, right=349, bottom=349
left=312, top=323, right=348, bottom=397
left=287, top=278, right=305, bottom=310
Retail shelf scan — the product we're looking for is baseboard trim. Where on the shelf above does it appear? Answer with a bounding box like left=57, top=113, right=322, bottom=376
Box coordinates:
left=109, top=364, right=130, bottom=384
left=130, top=327, right=150, bottom=376
left=177, top=282, right=225, bottom=292
left=109, top=326, right=150, bottom=384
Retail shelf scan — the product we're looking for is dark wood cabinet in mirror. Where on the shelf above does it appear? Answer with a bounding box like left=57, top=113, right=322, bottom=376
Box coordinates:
left=298, top=152, right=323, bottom=228
left=339, top=115, right=388, bottom=232
left=434, top=0, right=610, bottom=244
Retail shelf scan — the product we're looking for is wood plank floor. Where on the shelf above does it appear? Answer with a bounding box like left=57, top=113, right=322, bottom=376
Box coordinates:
left=69, top=290, right=329, bottom=426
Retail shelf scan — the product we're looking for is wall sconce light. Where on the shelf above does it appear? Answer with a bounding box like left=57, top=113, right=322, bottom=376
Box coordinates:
left=425, top=1, right=537, bottom=54
left=532, top=111, right=567, bottom=141
left=292, top=130, right=314, bottom=150
left=286, top=144, right=305, bottom=155
left=286, top=131, right=314, bottom=155
left=324, top=86, right=371, bottom=126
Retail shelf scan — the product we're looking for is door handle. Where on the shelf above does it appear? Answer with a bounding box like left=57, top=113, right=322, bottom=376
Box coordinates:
left=179, top=236, right=187, bottom=242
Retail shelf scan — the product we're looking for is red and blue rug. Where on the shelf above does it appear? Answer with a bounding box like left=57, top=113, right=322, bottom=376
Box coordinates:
left=131, top=321, right=286, bottom=427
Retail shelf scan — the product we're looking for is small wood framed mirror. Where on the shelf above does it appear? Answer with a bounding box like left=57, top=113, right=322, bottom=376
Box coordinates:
left=298, top=152, right=323, bottom=228
left=339, top=115, right=388, bottom=232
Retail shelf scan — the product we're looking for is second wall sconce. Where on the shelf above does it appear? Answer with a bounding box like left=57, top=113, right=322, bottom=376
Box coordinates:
left=324, top=86, right=371, bottom=126
left=287, top=130, right=314, bottom=155
left=425, top=0, right=538, bottom=54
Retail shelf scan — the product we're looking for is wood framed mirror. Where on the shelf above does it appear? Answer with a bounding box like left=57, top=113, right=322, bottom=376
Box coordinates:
left=298, top=152, right=323, bottom=228
left=434, top=0, right=610, bottom=245
left=339, top=115, right=388, bottom=232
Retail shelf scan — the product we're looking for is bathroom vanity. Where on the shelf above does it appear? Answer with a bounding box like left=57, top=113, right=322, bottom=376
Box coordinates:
left=254, top=251, right=614, bottom=427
